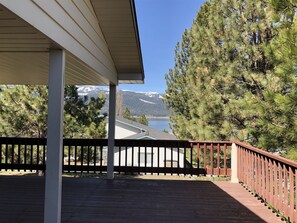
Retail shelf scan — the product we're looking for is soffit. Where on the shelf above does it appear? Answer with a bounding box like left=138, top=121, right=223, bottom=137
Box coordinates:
left=91, top=0, right=144, bottom=83
left=0, top=1, right=144, bottom=85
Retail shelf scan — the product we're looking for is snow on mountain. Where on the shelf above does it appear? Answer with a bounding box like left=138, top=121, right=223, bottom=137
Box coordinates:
left=76, top=86, right=170, bottom=117
left=139, top=99, right=156, bottom=104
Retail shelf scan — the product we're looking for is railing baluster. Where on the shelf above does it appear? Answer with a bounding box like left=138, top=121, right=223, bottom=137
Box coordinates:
left=190, top=144, right=193, bottom=176
left=11, top=143, right=14, bottom=170
left=177, top=143, right=180, bottom=176
left=260, top=156, right=265, bottom=199
left=144, top=146, right=147, bottom=175
left=0, top=142, right=2, bottom=168
left=100, top=146, right=103, bottom=174
left=223, top=144, right=227, bottom=176
left=203, top=143, right=207, bottom=169
left=94, top=146, right=97, bottom=174
left=74, top=145, right=77, bottom=174
left=30, top=145, right=33, bottom=172
left=36, top=144, right=40, bottom=167
left=164, top=144, right=166, bottom=175
left=80, top=146, right=83, bottom=173
left=138, top=146, right=140, bottom=175
left=289, top=166, right=294, bottom=221
left=295, top=169, right=297, bottom=223
left=151, top=146, right=153, bottom=175
left=264, top=157, right=270, bottom=202
left=157, top=146, right=160, bottom=175
left=210, top=143, right=213, bottom=175
left=283, top=164, right=289, bottom=216
left=118, top=146, right=121, bottom=174
left=171, top=145, right=173, bottom=176
left=87, top=146, right=90, bottom=173
left=68, top=145, right=71, bottom=172
left=131, top=145, right=134, bottom=169
left=217, top=143, right=220, bottom=175
left=43, top=145, right=46, bottom=170
left=17, top=144, right=20, bottom=171
left=125, top=145, right=128, bottom=174
left=5, top=143, right=8, bottom=171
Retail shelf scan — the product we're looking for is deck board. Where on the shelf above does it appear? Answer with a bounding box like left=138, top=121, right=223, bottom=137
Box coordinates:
left=0, top=176, right=282, bottom=223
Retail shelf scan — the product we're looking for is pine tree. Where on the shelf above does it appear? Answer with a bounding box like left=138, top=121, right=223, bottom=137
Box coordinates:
left=122, top=107, right=136, bottom=122
left=254, top=1, right=297, bottom=152
left=165, top=0, right=281, bottom=147
left=0, top=85, right=106, bottom=138
left=64, top=85, right=106, bottom=138
left=0, top=85, right=48, bottom=137
left=164, top=29, right=193, bottom=139
left=138, top=114, right=148, bottom=126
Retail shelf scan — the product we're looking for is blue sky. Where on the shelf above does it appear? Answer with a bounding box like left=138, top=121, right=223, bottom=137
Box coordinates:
left=119, top=0, right=206, bottom=93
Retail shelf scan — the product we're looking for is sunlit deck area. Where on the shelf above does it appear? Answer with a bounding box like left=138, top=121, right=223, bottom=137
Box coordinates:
left=0, top=175, right=282, bottom=223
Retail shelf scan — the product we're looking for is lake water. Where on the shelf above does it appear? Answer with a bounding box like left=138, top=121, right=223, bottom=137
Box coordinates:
left=148, top=118, right=170, bottom=132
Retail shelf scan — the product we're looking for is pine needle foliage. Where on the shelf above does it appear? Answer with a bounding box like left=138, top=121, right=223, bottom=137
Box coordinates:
left=0, top=85, right=107, bottom=138
left=164, top=0, right=297, bottom=153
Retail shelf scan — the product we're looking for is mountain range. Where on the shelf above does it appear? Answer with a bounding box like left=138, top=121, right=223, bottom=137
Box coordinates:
left=77, top=86, right=170, bottom=117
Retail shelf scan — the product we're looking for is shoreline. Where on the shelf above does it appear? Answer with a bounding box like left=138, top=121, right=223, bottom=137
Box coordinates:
left=146, top=116, right=169, bottom=120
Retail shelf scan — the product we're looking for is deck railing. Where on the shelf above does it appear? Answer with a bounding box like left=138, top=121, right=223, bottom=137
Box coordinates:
left=236, top=142, right=297, bottom=222
left=0, top=137, right=232, bottom=176
left=2, top=137, right=297, bottom=221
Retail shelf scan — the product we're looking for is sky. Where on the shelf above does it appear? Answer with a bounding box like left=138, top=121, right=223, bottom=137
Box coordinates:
left=119, top=0, right=206, bottom=93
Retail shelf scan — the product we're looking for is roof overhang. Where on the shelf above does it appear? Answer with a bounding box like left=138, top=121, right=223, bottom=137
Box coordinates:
left=0, top=0, right=144, bottom=85
left=91, top=0, right=144, bottom=84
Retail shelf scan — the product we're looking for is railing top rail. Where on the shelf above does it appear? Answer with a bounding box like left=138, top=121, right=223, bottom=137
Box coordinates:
left=115, top=139, right=191, bottom=147
left=0, top=137, right=191, bottom=148
left=190, top=140, right=232, bottom=145
left=0, top=137, right=46, bottom=144
left=234, top=141, right=297, bottom=168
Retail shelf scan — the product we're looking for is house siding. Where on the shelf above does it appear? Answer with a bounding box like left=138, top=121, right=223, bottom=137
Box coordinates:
left=0, top=0, right=117, bottom=83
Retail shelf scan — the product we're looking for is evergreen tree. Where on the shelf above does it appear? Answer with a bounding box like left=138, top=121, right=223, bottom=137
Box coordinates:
left=164, top=29, right=193, bottom=139
left=165, top=0, right=283, bottom=149
left=138, top=114, right=148, bottom=126
left=0, top=85, right=48, bottom=137
left=254, top=1, right=297, bottom=152
left=0, top=85, right=106, bottom=138
left=123, top=107, right=136, bottom=122
left=64, top=85, right=106, bottom=138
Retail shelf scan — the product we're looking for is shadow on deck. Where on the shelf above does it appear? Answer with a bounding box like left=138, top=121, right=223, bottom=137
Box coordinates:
left=0, top=175, right=282, bottom=223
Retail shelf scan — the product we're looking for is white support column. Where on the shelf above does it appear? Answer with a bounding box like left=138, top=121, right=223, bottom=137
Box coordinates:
left=231, top=143, right=239, bottom=183
left=107, top=84, right=116, bottom=179
left=44, top=49, right=65, bottom=223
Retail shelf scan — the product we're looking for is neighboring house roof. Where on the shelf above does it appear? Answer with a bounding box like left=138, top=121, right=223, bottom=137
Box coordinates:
left=109, top=116, right=177, bottom=140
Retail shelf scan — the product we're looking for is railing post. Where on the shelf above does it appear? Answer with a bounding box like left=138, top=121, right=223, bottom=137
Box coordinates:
left=231, top=143, right=239, bottom=183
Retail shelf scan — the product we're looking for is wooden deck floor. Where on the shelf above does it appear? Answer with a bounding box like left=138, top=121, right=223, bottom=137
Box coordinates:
left=0, top=175, right=283, bottom=223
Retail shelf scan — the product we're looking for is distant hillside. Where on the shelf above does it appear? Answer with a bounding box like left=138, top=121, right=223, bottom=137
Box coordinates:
left=77, top=86, right=170, bottom=117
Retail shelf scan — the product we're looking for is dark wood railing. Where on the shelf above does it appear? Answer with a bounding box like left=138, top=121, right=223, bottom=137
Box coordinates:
left=2, top=137, right=297, bottom=221
left=0, top=137, right=46, bottom=171
left=236, top=142, right=297, bottom=222
left=0, top=137, right=232, bottom=176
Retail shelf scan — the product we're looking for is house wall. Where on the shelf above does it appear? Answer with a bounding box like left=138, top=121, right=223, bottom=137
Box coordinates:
left=115, top=125, right=139, bottom=139
left=114, top=147, right=185, bottom=168
left=0, top=0, right=117, bottom=83
left=106, top=121, right=141, bottom=139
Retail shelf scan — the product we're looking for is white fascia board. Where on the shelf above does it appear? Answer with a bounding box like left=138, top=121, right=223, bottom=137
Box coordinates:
left=118, top=73, right=144, bottom=84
